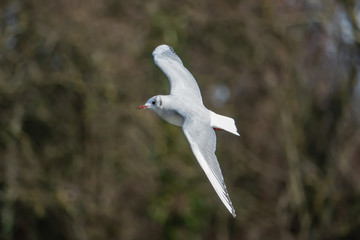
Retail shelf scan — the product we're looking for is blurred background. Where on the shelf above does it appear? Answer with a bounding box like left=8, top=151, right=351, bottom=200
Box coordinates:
left=1, top=0, right=360, bottom=239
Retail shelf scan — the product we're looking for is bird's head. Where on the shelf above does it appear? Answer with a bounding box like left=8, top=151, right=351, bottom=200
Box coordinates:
left=137, top=95, right=163, bottom=110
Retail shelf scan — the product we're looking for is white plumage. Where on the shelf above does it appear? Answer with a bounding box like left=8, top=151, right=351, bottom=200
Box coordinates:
left=138, top=44, right=239, bottom=217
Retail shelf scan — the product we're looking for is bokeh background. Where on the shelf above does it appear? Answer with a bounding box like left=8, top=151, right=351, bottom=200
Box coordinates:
left=1, top=0, right=360, bottom=239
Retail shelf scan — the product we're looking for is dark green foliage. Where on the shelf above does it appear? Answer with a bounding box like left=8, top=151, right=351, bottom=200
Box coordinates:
left=0, top=0, right=359, bottom=239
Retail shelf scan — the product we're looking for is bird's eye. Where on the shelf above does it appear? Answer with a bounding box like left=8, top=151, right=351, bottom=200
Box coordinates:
left=152, top=101, right=156, bottom=105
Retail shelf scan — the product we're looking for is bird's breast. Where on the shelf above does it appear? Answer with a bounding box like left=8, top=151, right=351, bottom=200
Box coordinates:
left=155, top=109, right=184, bottom=127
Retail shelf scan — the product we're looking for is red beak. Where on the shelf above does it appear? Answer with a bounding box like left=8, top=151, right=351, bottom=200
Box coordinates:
left=137, top=105, right=148, bottom=110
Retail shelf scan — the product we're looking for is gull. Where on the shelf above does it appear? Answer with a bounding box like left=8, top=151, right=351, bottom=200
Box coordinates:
left=138, top=44, right=239, bottom=217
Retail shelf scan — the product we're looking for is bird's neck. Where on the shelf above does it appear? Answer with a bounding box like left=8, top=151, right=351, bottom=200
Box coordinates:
left=158, top=95, right=172, bottom=109
left=151, top=95, right=184, bottom=127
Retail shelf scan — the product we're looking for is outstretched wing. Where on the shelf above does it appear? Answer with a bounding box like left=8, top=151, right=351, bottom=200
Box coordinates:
left=182, top=118, right=236, bottom=217
left=153, top=45, right=203, bottom=104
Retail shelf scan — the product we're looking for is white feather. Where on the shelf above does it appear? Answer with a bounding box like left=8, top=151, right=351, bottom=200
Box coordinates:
left=210, top=111, right=240, bottom=136
left=142, top=45, right=239, bottom=217
left=182, top=120, right=236, bottom=217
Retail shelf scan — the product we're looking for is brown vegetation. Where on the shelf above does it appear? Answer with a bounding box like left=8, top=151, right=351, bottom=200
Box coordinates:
left=1, top=0, right=359, bottom=239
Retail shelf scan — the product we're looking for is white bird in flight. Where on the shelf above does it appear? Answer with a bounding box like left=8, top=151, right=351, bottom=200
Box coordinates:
left=138, top=44, right=239, bottom=217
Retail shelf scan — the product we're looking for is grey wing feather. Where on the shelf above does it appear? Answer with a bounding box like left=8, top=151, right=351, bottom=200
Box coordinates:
left=153, top=46, right=203, bottom=104
left=182, top=119, right=236, bottom=217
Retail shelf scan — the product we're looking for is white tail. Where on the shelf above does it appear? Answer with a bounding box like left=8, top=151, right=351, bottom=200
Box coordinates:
left=210, top=111, right=240, bottom=136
